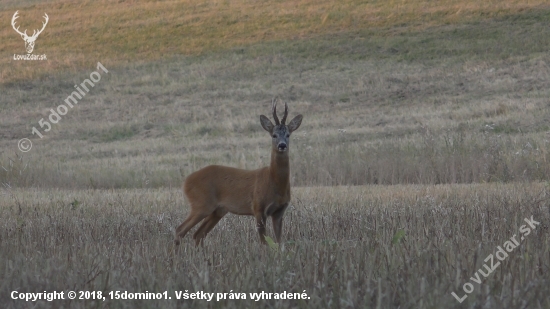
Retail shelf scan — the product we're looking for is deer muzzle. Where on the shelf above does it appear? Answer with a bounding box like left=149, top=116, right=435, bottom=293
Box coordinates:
left=277, top=143, right=287, bottom=152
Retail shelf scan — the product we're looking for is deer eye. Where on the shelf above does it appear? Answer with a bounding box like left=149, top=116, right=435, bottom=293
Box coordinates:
left=286, top=134, right=290, bottom=138
left=272, top=134, right=277, bottom=138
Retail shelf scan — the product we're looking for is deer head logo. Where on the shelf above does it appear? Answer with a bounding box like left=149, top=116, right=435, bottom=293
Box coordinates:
left=11, top=11, right=49, bottom=54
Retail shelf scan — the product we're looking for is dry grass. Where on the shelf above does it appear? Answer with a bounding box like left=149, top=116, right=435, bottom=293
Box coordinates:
left=3, top=8, right=550, bottom=188
left=2, top=3, right=550, bottom=189
left=2, top=1, right=550, bottom=308
left=1, top=183, right=549, bottom=308
left=0, top=0, right=547, bottom=84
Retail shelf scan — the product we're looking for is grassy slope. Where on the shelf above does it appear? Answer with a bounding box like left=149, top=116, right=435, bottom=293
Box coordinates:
left=1, top=2, right=550, bottom=308
left=2, top=4, right=550, bottom=188
left=0, top=0, right=547, bottom=84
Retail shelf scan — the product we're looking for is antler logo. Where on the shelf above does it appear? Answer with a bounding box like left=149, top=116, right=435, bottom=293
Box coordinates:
left=11, top=11, right=49, bottom=54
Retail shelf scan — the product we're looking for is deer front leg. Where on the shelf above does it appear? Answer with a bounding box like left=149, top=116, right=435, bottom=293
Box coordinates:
left=271, top=204, right=287, bottom=243
left=255, top=212, right=267, bottom=244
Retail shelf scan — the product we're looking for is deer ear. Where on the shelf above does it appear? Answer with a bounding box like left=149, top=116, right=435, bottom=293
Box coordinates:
left=287, top=114, right=303, bottom=133
left=260, top=115, right=274, bottom=133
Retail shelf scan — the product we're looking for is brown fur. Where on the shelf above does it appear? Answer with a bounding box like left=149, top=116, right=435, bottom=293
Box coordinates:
left=174, top=101, right=302, bottom=246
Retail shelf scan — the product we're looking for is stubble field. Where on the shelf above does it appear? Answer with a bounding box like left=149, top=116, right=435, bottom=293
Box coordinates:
left=1, top=0, right=550, bottom=308
left=1, top=184, right=549, bottom=308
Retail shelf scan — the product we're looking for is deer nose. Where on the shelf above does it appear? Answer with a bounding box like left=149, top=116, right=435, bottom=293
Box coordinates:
left=278, top=143, right=287, bottom=150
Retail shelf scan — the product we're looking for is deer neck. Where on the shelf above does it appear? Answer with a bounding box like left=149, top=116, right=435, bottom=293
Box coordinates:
left=269, top=150, right=290, bottom=191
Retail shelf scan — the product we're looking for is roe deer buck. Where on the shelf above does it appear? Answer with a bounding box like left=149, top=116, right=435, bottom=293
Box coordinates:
left=174, top=100, right=303, bottom=246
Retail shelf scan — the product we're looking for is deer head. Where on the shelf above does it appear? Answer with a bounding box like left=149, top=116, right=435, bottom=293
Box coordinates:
left=12, top=11, right=49, bottom=54
left=260, top=98, right=303, bottom=154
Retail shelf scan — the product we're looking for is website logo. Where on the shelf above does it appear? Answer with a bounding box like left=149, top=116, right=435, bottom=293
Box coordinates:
left=12, top=11, right=48, bottom=60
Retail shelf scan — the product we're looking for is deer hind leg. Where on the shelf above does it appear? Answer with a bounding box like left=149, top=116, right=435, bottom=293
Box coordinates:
left=174, top=211, right=209, bottom=245
left=193, top=207, right=228, bottom=246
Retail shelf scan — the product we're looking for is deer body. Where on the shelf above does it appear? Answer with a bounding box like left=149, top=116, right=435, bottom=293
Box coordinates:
left=175, top=101, right=302, bottom=246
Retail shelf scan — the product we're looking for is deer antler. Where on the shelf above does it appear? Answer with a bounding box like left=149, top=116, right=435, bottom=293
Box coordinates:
left=31, top=13, right=49, bottom=39
left=272, top=98, right=280, bottom=125
left=281, top=102, right=289, bottom=125
left=11, top=11, right=28, bottom=38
